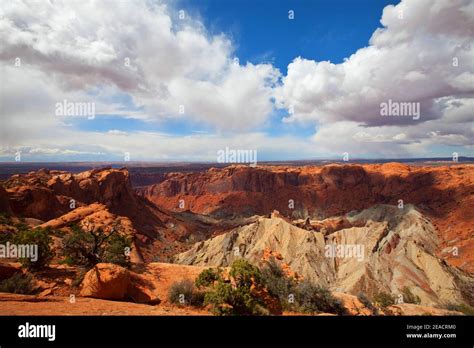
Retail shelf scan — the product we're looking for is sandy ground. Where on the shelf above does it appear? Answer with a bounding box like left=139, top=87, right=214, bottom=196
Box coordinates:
left=0, top=293, right=210, bottom=315
left=0, top=262, right=211, bottom=315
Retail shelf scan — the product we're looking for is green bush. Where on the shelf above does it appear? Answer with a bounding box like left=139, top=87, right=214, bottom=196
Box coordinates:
left=401, top=286, right=421, bottom=305
left=10, top=226, right=54, bottom=270
left=373, top=291, right=396, bottom=308
left=229, top=259, right=262, bottom=288
left=61, top=224, right=95, bottom=266
left=195, top=259, right=349, bottom=316
left=195, top=267, right=223, bottom=288
left=168, top=279, right=205, bottom=307
left=204, top=280, right=268, bottom=316
left=102, top=233, right=132, bottom=267
left=261, top=257, right=297, bottom=310
left=62, top=223, right=131, bottom=268
left=198, top=259, right=268, bottom=316
left=0, top=273, right=36, bottom=294
left=294, top=280, right=347, bottom=315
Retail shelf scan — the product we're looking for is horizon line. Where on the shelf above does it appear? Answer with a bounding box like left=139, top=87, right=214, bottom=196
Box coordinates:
left=0, top=156, right=473, bottom=165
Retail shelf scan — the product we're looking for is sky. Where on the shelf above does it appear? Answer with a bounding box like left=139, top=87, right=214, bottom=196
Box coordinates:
left=0, top=0, right=472, bottom=162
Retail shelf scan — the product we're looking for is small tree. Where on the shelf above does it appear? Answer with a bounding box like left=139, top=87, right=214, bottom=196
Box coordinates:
left=102, top=232, right=132, bottom=267
left=62, top=221, right=131, bottom=268
left=11, top=225, right=54, bottom=271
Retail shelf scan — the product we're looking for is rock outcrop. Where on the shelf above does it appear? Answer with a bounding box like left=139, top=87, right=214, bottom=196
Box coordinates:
left=1, top=168, right=181, bottom=261
left=4, top=168, right=142, bottom=221
left=173, top=204, right=473, bottom=307
left=80, top=263, right=131, bottom=300
left=40, top=203, right=144, bottom=263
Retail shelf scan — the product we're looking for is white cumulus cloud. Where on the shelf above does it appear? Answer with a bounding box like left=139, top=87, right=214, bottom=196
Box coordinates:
left=275, top=0, right=474, bottom=151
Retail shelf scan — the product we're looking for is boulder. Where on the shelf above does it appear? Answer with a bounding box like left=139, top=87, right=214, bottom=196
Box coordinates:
left=80, top=263, right=130, bottom=300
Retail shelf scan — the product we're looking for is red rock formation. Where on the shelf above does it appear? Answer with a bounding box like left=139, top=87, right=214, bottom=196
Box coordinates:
left=140, top=163, right=474, bottom=272
left=1, top=167, right=222, bottom=262
left=4, top=168, right=139, bottom=219
left=2, top=164, right=473, bottom=273
left=139, top=163, right=469, bottom=217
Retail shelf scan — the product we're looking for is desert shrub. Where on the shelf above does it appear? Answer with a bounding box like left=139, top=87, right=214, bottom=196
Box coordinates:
left=190, top=289, right=206, bottom=307
left=197, top=259, right=268, bottom=316
left=10, top=226, right=54, bottom=270
left=0, top=212, right=12, bottom=225
left=204, top=280, right=268, bottom=316
left=168, top=279, right=205, bottom=307
left=229, top=259, right=262, bottom=288
left=445, top=303, right=474, bottom=316
left=294, top=281, right=347, bottom=315
left=62, top=223, right=131, bottom=268
left=261, top=257, right=297, bottom=310
left=195, top=267, right=223, bottom=288
left=373, top=291, right=396, bottom=308
left=401, top=286, right=421, bottom=305
left=357, top=292, right=378, bottom=315
left=0, top=273, right=36, bottom=294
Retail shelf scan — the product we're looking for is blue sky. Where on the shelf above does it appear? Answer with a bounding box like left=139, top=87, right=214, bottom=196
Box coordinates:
left=179, top=0, right=399, bottom=72
left=83, top=0, right=399, bottom=138
left=1, top=0, right=472, bottom=162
